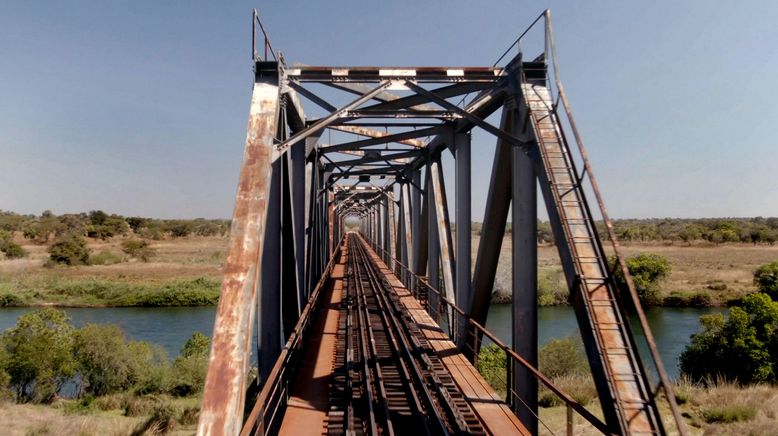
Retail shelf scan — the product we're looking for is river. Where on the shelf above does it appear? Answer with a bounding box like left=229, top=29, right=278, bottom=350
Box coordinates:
left=0, top=305, right=724, bottom=379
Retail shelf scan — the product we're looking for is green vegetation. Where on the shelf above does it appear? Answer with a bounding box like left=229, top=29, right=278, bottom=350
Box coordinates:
left=0, top=209, right=229, bottom=244
left=0, top=308, right=209, bottom=405
left=476, top=336, right=597, bottom=408
left=0, top=277, right=219, bottom=307
left=0, top=308, right=76, bottom=402
left=701, top=404, right=757, bottom=424
left=88, top=250, right=123, bottom=265
left=0, top=230, right=26, bottom=259
left=753, top=261, right=778, bottom=300
left=121, top=239, right=156, bottom=262
left=613, top=253, right=671, bottom=305
left=48, top=234, right=90, bottom=266
left=680, top=292, right=778, bottom=383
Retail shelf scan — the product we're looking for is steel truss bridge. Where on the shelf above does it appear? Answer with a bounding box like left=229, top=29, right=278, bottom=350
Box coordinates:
left=197, top=10, right=687, bottom=436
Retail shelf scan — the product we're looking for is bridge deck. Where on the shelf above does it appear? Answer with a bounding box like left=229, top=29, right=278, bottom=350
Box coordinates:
left=278, top=235, right=529, bottom=435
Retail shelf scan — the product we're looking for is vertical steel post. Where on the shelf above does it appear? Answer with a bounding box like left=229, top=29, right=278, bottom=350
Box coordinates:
left=402, top=182, right=414, bottom=287
left=430, top=156, right=456, bottom=328
left=512, top=122, right=538, bottom=434
left=427, top=162, right=440, bottom=318
left=290, top=143, right=306, bottom=305
left=455, top=133, right=472, bottom=349
left=259, top=157, right=283, bottom=380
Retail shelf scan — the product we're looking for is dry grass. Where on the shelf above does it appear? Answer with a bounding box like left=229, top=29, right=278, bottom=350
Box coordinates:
left=0, top=402, right=142, bottom=436
left=474, top=235, right=778, bottom=306
left=0, top=237, right=227, bottom=307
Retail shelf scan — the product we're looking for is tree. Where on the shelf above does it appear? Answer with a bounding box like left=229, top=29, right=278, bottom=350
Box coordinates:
left=48, top=234, right=90, bottom=265
left=0, top=231, right=26, bottom=259
left=680, top=293, right=778, bottom=384
left=170, top=332, right=210, bottom=396
left=74, top=324, right=157, bottom=396
left=0, top=308, right=76, bottom=402
left=754, top=261, right=778, bottom=300
left=121, top=239, right=156, bottom=262
left=613, top=253, right=671, bottom=305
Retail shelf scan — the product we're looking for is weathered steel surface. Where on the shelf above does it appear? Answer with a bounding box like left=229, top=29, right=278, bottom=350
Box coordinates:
left=511, top=106, right=538, bottom=433
left=429, top=158, right=456, bottom=320
left=522, top=81, right=659, bottom=434
left=198, top=77, right=279, bottom=436
left=454, top=132, right=471, bottom=349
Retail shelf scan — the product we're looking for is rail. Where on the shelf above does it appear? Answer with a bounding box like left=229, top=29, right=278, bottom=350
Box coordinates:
left=241, top=238, right=343, bottom=436
left=491, top=10, right=687, bottom=435
left=252, top=8, right=278, bottom=62
left=367, top=238, right=611, bottom=435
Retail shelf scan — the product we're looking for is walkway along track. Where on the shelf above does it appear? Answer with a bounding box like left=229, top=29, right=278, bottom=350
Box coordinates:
left=327, top=233, right=486, bottom=435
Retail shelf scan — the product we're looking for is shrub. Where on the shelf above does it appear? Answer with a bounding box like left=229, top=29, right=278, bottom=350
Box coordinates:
left=701, top=404, right=756, bottom=423
left=74, top=324, right=157, bottom=396
left=170, top=332, right=210, bottom=396
left=476, top=344, right=507, bottom=394
left=613, top=253, right=671, bottom=305
left=680, top=293, right=778, bottom=383
left=48, top=234, right=90, bottom=266
left=537, top=267, right=568, bottom=306
left=0, top=230, right=26, bottom=259
left=1, top=241, right=27, bottom=259
left=121, top=239, right=156, bottom=262
left=754, top=261, right=778, bottom=300
left=0, top=293, right=23, bottom=307
left=0, top=308, right=76, bottom=402
left=89, top=250, right=123, bottom=265
left=538, top=336, right=588, bottom=378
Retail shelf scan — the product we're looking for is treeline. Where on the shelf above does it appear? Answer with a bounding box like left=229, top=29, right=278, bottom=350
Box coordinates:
left=0, top=210, right=230, bottom=244
left=474, top=217, right=778, bottom=245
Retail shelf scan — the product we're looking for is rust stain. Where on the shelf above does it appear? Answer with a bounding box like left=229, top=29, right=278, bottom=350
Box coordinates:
left=197, top=80, right=279, bottom=436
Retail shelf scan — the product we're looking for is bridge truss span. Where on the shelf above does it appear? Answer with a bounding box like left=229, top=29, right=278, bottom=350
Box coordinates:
left=198, top=9, right=687, bottom=436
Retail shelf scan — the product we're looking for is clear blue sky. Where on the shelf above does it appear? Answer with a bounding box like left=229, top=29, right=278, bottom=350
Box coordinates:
left=1, top=1, right=776, bottom=219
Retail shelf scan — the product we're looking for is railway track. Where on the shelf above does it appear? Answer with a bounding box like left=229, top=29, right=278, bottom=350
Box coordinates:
left=327, top=234, right=486, bottom=436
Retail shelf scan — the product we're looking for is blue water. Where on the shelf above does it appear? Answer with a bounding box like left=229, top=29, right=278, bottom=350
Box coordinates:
left=0, top=305, right=723, bottom=378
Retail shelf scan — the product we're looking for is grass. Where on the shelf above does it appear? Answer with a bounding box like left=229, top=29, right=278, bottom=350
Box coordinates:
left=0, top=237, right=225, bottom=307
left=474, top=235, right=778, bottom=307
left=0, top=394, right=200, bottom=436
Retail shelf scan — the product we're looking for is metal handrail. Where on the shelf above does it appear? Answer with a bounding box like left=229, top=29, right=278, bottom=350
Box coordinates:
left=241, top=238, right=343, bottom=436
left=252, top=9, right=278, bottom=62
left=368, top=239, right=611, bottom=435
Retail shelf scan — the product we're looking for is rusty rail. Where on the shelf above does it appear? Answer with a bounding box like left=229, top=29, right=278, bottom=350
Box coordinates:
left=369, top=242, right=612, bottom=435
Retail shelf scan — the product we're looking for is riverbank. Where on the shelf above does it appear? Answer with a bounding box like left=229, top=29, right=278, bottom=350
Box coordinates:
left=2, top=235, right=776, bottom=308
left=0, top=237, right=224, bottom=307
left=484, top=236, right=778, bottom=307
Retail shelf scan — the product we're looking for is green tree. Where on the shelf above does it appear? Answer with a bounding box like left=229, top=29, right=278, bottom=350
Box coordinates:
left=680, top=293, right=778, bottom=384
left=121, top=239, right=156, bottom=262
left=0, top=308, right=76, bottom=402
left=74, top=324, right=159, bottom=396
left=48, top=234, right=90, bottom=265
left=170, top=332, right=210, bottom=396
left=613, top=253, right=671, bottom=305
left=754, top=261, right=778, bottom=300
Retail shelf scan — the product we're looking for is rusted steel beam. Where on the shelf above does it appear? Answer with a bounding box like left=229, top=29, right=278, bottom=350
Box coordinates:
left=360, top=82, right=496, bottom=112
left=328, top=125, right=427, bottom=148
left=273, top=81, right=391, bottom=159
left=286, top=65, right=504, bottom=83
left=402, top=182, right=414, bottom=284
left=429, top=157, right=456, bottom=324
left=426, top=164, right=440, bottom=317
left=511, top=101, right=538, bottom=433
left=198, top=69, right=279, bottom=436
left=454, top=132, right=472, bottom=349
left=470, top=109, right=513, bottom=336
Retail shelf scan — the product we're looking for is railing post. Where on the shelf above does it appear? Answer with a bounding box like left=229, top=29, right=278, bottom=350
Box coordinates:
left=567, top=404, right=573, bottom=436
